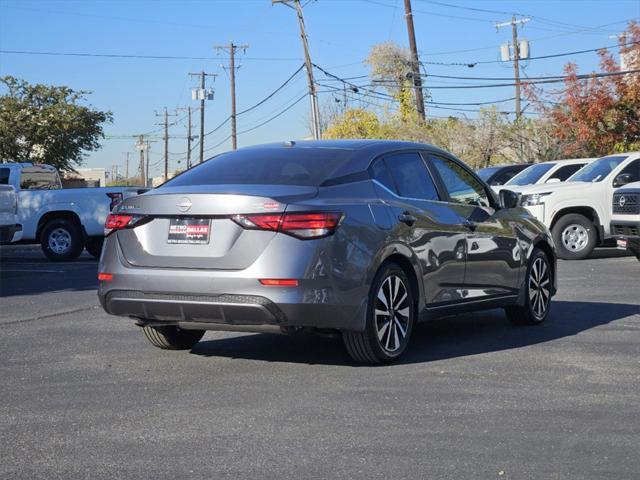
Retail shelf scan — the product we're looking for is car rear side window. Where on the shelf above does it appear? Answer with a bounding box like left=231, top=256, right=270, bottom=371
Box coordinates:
left=0, top=168, right=9, bottom=185
left=370, top=159, right=397, bottom=193
left=164, top=148, right=353, bottom=187
left=550, top=163, right=584, bottom=182
left=492, top=168, right=519, bottom=186
left=385, top=152, right=439, bottom=201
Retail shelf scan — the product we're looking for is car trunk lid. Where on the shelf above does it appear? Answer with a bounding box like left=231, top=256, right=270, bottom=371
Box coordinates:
left=114, top=184, right=318, bottom=270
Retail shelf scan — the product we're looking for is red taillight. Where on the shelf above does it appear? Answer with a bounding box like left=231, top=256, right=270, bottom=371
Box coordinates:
left=98, top=272, right=113, bottom=281
left=259, top=279, right=299, bottom=287
left=105, top=214, right=133, bottom=230
left=232, top=212, right=342, bottom=239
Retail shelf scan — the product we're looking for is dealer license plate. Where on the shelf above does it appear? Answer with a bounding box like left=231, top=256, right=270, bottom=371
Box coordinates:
left=167, top=218, right=211, bottom=244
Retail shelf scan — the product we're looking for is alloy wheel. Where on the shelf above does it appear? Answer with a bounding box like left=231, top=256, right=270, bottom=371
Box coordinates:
left=528, top=257, right=550, bottom=320
left=561, top=224, right=588, bottom=252
left=48, top=228, right=72, bottom=254
left=375, top=275, right=411, bottom=353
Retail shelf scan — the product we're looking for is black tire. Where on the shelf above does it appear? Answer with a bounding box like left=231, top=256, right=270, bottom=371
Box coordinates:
left=142, top=325, right=205, bottom=350
left=505, top=248, right=552, bottom=325
left=40, top=218, right=84, bottom=261
left=551, top=214, right=597, bottom=260
left=85, top=236, right=104, bottom=258
left=342, top=263, right=415, bottom=364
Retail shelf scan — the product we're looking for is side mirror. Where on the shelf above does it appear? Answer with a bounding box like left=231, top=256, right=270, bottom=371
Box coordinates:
left=546, top=177, right=561, bottom=184
left=613, top=173, right=633, bottom=188
left=499, top=189, right=520, bottom=209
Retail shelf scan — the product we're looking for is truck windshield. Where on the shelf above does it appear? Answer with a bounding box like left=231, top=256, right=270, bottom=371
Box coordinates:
left=567, top=156, right=627, bottom=183
left=507, top=163, right=556, bottom=186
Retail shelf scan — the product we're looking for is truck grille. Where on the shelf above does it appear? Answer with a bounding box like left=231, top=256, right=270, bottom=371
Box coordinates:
left=612, top=193, right=639, bottom=214
left=611, top=224, right=639, bottom=237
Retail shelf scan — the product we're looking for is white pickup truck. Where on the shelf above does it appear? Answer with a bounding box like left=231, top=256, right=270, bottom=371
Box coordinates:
left=0, top=185, right=22, bottom=244
left=0, top=163, right=145, bottom=261
left=610, top=181, right=640, bottom=259
left=513, top=153, right=640, bottom=260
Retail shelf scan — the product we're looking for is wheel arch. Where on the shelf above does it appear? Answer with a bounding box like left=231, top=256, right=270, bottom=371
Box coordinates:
left=376, top=247, right=424, bottom=313
left=550, top=206, right=602, bottom=241
left=36, top=210, right=84, bottom=241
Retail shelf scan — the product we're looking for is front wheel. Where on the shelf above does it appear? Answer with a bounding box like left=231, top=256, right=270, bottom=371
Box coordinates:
left=142, top=325, right=205, bottom=350
left=342, top=263, right=415, bottom=364
left=505, top=248, right=552, bottom=325
left=551, top=214, right=597, bottom=260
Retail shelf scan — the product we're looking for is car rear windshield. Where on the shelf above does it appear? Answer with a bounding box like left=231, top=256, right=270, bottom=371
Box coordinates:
left=164, top=148, right=353, bottom=187
left=507, top=163, right=556, bottom=186
left=567, top=155, right=627, bottom=183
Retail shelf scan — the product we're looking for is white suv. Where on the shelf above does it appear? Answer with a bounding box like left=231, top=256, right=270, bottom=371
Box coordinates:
left=513, top=153, right=640, bottom=260
left=498, top=158, right=596, bottom=193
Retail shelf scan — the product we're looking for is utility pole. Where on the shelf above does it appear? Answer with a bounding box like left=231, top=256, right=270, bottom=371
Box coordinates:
left=215, top=42, right=249, bottom=150
left=145, top=142, right=151, bottom=186
left=186, top=107, right=192, bottom=168
left=273, top=0, right=321, bottom=139
left=136, top=135, right=146, bottom=185
left=189, top=72, right=217, bottom=163
left=123, top=152, right=130, bottom=180
left=497, top=17, right=530, bottom=122
left=177, top=106, right=194, bottom=169
left=403, top=0, right=426, bottom=121
left=155, top=108, right=178, bottom=181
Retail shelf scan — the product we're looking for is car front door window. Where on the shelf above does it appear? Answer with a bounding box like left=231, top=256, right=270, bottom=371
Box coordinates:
left=428, top=155, right=490, bottom=208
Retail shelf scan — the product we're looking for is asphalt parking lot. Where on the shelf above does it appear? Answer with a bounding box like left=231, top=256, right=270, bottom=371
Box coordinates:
left=0, top=245, right=639, bottom=479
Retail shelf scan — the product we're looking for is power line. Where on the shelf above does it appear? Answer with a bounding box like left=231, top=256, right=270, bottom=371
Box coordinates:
left=423, top=40, right=640, bottom=67
left=0, top=49, right=301, bottom=61
left=203, top=64, right=305, bottom=138
left=355, top=69, right=640, bottom=89
left=202, top=93, right=308, bottom=154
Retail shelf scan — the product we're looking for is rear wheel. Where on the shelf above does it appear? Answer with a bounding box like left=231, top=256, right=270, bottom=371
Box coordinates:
left=142, top=325, right=205, bottom=350
left=551, top=214, right=597, bottom=260
left=40, top=218, right=84, bottom=261
left=505, top=248, right=552, bottom=325
left=343, top=263, right=415, bottom=364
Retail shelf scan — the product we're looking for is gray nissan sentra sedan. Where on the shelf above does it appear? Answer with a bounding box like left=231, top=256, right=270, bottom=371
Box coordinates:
left=98, top=140, right=557, bottom=363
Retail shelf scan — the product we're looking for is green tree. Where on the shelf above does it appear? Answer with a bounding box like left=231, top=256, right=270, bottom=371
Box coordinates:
left=323, top=109, right=383, bottom=139
left=365, top=42, right=423, bottom=121
left=0, top=76, right=112, bottom=171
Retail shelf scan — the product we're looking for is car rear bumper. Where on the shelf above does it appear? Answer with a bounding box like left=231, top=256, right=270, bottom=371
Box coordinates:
left=97, top=234, right=370, bottom=331
left=100, top=289, right=362, bottom=330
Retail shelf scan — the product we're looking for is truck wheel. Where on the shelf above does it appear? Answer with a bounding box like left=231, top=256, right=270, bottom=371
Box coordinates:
left=40, top=218, right=84, bottom=261
left=85, top=236, right=104, bottom=258
left=551, top=214, right=597, bottom=260
left=142, top=325, right=205, bottom=350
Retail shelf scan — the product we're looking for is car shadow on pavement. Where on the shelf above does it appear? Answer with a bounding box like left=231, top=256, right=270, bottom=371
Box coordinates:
left=189, top=300, right=639, bottom=366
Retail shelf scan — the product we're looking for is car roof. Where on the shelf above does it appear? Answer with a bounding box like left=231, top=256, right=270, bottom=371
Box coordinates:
left=237, top=139, right=460, bottom=179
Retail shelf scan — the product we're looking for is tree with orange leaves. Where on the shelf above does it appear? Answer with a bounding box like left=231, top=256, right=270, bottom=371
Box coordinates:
left=529, top=21, right=640, bottom=157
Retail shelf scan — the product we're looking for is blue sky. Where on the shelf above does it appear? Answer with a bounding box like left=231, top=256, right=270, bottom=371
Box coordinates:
left=1, top=0, right=639, bottom=177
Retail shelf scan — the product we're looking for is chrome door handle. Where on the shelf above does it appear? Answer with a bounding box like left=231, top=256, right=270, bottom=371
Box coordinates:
left=398, top=212, right=417, bottom=227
